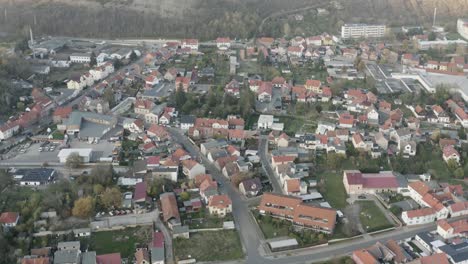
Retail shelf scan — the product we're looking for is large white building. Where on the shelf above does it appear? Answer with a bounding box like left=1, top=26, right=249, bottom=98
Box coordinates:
left=57, top=148, right=93, bottom=163
left=341, top=24, right=386, bottom=39
left=70, top=53, right=92, bottom=64
left=457, top=18, right=468, bottom=40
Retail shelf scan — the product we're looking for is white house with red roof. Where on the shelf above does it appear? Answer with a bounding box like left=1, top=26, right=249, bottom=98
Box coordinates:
left=182, top=39, right=199, bottom=51
left=449, top=201, right=468, bottom=217
left=401, top=207, right=437, bottom=225
left=442, top=145, right=460, bottom=164
left=208, top=194, right=232, bottom=217
left=305, top=79, right=322, bottom=93
left=216, top=37, right=231, bottom=50
left=0, top=122, right=19, bottom=140
left=257, top=81, right=273, bottom=102
left=0, top=212, right=19, bottom=227
left=437, top=219, right=468, bottom=239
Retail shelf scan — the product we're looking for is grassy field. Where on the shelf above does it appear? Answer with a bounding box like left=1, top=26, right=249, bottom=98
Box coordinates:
left=357, top=201, right=393, bottom=232
left=318, top=171, right=348, bottom=209
left=174, top=230, right=244, bottom=262
left=90, top=226, right=152, bottom=259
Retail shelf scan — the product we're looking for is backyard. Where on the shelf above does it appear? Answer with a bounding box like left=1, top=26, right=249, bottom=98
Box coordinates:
left=90, top=226, right=152, bottom=259
left=174, top=230, right=244, bottom=262
left=357, top=201, right=394, bottom=232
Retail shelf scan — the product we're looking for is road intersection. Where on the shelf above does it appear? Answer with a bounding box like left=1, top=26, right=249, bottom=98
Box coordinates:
left=166, top=127, right=456, bottom=264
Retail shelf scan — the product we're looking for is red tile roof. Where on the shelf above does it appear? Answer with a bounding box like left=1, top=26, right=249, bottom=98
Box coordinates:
left=134, top=181, right=147, bottom=202
left=146, top=156, right=161, bottom=166
left=160, top=192, right=180, bottom=222
left=285, top=179, right=300, bottom=193
left=53, top=106, right=73, bottom=118
left=443, top=145, right=460, bottom=159
left=96, top=253, right=122, bottom=264
left=0, top=212, right=18, bottom=224
left=208, top=194, right=232, bottom=209
left=195, top=174, right=213, bottom=187
left=405, top=207, right=436, bottom=218
left=345, top=171, right=399, bottom=189
left=21, top=257, right=50, bottom=264
left=152, top=232, right=164, bottom=248
left=353, top=249, right=378, bottom=264
left=259, top=193, right=336, bottom=232
left=305, top=79, right=321, bottom=88
left=420, top=253, right=449, bottom=264
left=408, top=181, right=431, bottom=196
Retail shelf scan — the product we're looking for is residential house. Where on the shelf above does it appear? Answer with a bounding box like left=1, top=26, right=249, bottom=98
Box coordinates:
left=208, top=194, right=232, bottom=217
left=0, top=212, right=19, bottom=227
left=442, top=145, right=460, bottom=164
left=0, top=122, right=20, bottom=140
left=181, top=160, right=206, bottom=179
left=216, top=37, right=231, bottom=50
left=239, top=178, right=262, bottom=197
left=160, top=192, right=181, bottom=228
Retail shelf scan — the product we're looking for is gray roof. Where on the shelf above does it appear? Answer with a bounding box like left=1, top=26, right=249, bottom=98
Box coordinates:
left=66, top=111, right=116, bottom=128
left=78, top=120, right=111, bottom=138
left=202, top=140, right=228, bottom=151
left=240, top=178, right=261, bottom=192
left=416, top=232, right=435, bottom=245
left=438, top=241, right=468, bottom=263
left=73, top=228, right=91, bottom=234
left=54, top=250, right=80, bottom=264
left=150, top=247, right=165, bottom=263
left=173, top=225, right=189, bottom=234
left=180, top=115, right=196, bottom=124
left=58, top=241, right=80, bottom=250
left=81, top=251, right=97, bottom=264
left=151, top=166, right=177, bottom=173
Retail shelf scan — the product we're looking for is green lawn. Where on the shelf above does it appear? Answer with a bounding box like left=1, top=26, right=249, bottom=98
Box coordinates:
left=317, top=172, right=348, bottom=209
left=357, top=201, right=394, bottom=232
left=256, top=216, right=291, bottom=239
left=174, top=230, right=244, bottom=262
left=90, top=226, right=152, bottom=259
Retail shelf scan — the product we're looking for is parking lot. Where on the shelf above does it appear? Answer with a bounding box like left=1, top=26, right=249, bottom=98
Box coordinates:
left=2, top=138, right=115, bottom=164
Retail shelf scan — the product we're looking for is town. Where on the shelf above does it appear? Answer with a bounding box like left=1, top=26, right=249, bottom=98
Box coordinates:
left=0, top=10, right=467, bottom=264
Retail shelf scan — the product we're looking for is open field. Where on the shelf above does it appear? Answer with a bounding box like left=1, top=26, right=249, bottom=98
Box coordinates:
left=90, top=226, right=152, bottom=259
left=174, top=230, right=244, bottom=262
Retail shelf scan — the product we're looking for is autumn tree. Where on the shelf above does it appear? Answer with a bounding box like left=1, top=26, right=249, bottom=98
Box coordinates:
left=65, top=153, right=83, bottom=169
left=100, top=187, right=122, bottom=209
left=72, top=197, right=94, bottom=218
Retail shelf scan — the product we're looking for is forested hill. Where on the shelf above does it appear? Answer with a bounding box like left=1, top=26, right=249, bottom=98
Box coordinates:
left=0, top=0, right=468, bottom=40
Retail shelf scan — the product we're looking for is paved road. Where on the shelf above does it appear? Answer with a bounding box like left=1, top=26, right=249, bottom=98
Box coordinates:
left=154, top=209, right=174, bottom=264
left=167, top=128, right=265, bottom=264
left=258, top=136, right=282, bottom=194
left=166, top=128, right=468, bottom=264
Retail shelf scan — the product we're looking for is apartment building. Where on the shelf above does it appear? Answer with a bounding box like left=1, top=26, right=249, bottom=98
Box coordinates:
left=341, top=24, right=386, bottom=39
